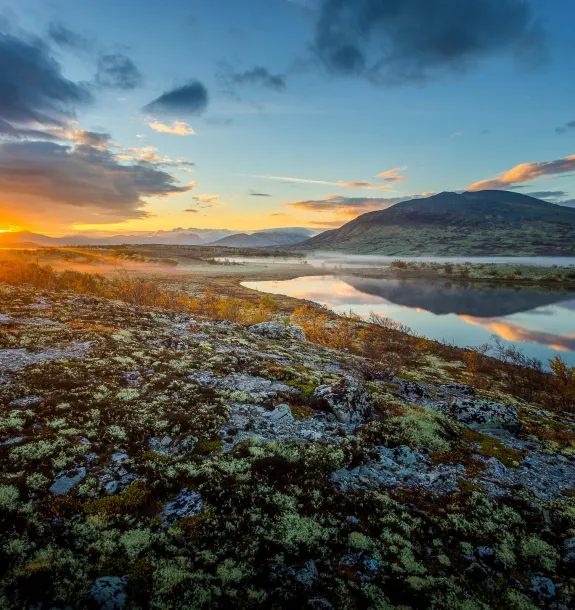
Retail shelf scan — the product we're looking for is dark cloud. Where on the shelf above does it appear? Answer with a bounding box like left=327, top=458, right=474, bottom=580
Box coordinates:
left=143, top=81, right=209, bottom=117
left=183, top=208, right=199, bottom=213
left=556, top=120, right=575, bottom=135
left=96, top=53, right=142, bottom=90
left=560, top=200, right=575, bottom=208
left=0, top=139, right=193, bottom=224
left=313, top=0, right=546, bottom=84
left=250, top=190, right=272, bottom=197
left=228, top=66, right=286, bottom=91
left=0, top=29, right=92, bottom=138
left=48, top=22, right=93, bottom=52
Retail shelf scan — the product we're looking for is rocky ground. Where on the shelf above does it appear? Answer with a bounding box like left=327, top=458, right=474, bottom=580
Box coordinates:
left=0, top=283, right=574, bottom=609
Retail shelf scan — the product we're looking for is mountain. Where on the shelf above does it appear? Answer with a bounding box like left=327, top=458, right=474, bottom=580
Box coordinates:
left=298, top=191, right=575, bottom=256
left=0, top=230, right=203, bottom=247
left=0, top=227, right=315, bottom=248
left=208, top=228, right=314, bottom=248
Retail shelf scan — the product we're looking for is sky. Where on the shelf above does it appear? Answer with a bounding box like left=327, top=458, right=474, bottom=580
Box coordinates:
left=0, top=0, right=574, bottom=235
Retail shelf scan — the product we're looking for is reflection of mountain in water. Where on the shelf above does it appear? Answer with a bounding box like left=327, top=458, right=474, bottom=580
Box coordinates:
left=342, top=276, right=574, bottom=317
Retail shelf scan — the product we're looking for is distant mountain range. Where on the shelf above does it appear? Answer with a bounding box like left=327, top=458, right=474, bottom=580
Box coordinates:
left=209, top=229, right=312, bottom=248
left=298, top=191, right=575, bottom=256
left=0, top=227, right=315, bottom=249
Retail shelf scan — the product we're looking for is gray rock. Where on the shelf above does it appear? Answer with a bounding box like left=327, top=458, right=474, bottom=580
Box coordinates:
left=313, top=377, right=372, bottom=424
left=530, top=576, right=556, bottom=599
left=287, top=325, right=306, bottom=342
left=441, top=398, right=522, bottom=434
left=0, top=342, right=94, bottom=373
left=91, top=576, right=128, bottom=610
left=295, top=560, right=318, bottom=589
left=0, top=437, right=24, bottom=446
left=50, top=468, right=87, bottom=495
left=268, top=404, right=294, bottom=427
left=188, top=371, right=296, bottom=400
left=161, top=489, right=203, bottom=526
left=148, top=435, right=197, bottom=456
left=332, top=445, right=462, bottom=495
left=396, top=380, right=430, bottom=403
left=249, top=322, right=306, bottom=342
left=9, top=395, right=43, bottom=409
left=394, top=445, right=418, bottom=466
left=439, top=383, right=476, bottom=396
left=308, top=599, right=334, bottom=610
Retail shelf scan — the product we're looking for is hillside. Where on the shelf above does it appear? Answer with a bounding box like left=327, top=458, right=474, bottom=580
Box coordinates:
left=0, top=264, right=573, bottom=609
left=300, top=191, right=575, bottom=255
left=208, top=229, right=312, bottom=248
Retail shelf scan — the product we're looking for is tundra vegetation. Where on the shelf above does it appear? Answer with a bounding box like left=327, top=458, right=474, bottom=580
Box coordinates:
left=0, top=259, right=574, bottom=609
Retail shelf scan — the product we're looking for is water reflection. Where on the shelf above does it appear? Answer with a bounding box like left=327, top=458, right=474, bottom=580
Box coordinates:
left=342, top=277, right=573, bottom=317
left=242, top=275, right=575, bottom=366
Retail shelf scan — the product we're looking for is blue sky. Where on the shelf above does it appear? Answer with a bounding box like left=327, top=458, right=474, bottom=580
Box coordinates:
left=0, top=0, right=574, bottom=234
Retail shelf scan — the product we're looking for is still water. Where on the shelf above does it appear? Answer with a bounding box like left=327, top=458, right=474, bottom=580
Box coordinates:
left=243, top=275, right=575, bottom=366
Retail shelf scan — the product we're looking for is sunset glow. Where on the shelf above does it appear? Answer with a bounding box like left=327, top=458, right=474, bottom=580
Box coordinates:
left=0, top=1, right=572, bottom=236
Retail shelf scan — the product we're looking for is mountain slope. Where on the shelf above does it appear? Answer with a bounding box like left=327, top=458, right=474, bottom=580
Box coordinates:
left=208, top=229, right=313, bottom=248
left=299, top=191, right=575, bottom=256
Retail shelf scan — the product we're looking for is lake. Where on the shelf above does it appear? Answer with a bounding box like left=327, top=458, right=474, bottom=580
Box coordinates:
left=243, top=274, right=575, bottom=367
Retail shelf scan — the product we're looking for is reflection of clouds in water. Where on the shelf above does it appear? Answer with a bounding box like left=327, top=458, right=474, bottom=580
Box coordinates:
left=460, top=315, right=575, bottom=352
left=243, top=275, right=575, bottom=364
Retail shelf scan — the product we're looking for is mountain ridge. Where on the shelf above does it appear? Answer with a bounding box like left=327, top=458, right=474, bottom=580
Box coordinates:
left=297, top=191, right=575, bottom=256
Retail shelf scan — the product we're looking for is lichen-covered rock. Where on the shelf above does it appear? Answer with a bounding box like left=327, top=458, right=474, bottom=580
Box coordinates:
left=91, top=576, right=128, bottom=610
left=249, top=322, right=306, bottom=342
left=441, top=397, right=522, bottom=433
left=8, top=395, right=43, bottom=409
left=188, top=371, right=296, bottom=399
left=313, top=377, right=372, bottom=424
left=50, top=467, right=87, bottom=495
left=161, top=488, right=203, bottom=526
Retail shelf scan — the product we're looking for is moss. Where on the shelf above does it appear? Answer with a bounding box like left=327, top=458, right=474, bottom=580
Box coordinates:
left=194, top=438, right=223, bottom=456
left=290, top=404, right=314, bottom=421
left=284, top=380, right=317, bottom=397
left=85, top=480, right=152, bottom=517
left=176, top=510, right=212, bottom=539
left=461, top=428, right=524, bottom=467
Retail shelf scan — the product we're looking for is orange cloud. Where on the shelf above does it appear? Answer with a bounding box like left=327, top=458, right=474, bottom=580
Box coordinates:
left=193, top=194, right=220, bottom=203
left=468, top=154, right=575, bottom=191
left=375, top=167, right=407, bottom=182
left=459, top=315, right=575, bottom=352
left=146, top=120, right=196, bottom=136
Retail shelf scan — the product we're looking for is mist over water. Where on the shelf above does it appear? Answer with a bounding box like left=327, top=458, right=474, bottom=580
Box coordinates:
left=243, top=274, right=575, bottom=367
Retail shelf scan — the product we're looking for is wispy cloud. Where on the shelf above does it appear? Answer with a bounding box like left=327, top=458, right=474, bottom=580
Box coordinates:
left=556, top=120, right=575, bottom=135
left=375, top=167, right=407, bottom=182
left=250, top=190, right=272, bottom=197
left=193, top=194, right=220, bottom=203
left=238, top=174, right=394, bottom=191
left=467, top=154, right=575, bottom=191
left=146, top=120, right=196, bottom=136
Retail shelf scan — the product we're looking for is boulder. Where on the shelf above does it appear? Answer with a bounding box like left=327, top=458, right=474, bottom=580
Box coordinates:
left=313, top=377, right=372, bottom=424
left=249, top=322, right=306, bottom=342
left=50, top=468, right=87, bottom=496
left=91, top=576, right=128, bottom=610
left=161, top=489, right=203, bottom=526
left=441, top=398, right=522, bottom=434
